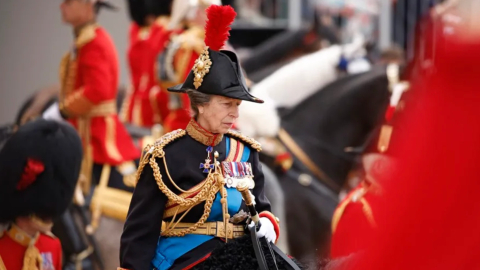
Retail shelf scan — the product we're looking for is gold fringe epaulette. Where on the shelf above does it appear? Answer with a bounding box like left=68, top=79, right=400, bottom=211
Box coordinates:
left=151, top=129, right=187, bottom=152
left=227, top=130, right=262, bottom=152
left=136, top=129, right=186, bottom=185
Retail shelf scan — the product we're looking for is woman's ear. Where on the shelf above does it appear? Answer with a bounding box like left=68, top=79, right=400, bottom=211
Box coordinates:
left=198, top=106, right=204, bottom=114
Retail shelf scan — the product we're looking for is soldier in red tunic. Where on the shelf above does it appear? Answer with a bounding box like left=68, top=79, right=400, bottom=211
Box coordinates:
left=0, top=119, right=83, bottom=270
left=121, top=0, right=175, bottom=128
left=330, top=64, right=409, bottom=259
left=44, top=0, right=141, bottom=194
left=159, top=0, right=222, bottom=132
left=352, top=4, right=480, bottom=268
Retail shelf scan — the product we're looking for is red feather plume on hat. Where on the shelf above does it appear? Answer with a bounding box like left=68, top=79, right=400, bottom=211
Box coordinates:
left=204, top=5, right=237, bottom=51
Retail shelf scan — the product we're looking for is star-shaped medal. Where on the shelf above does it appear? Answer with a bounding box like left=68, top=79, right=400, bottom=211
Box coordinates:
left=200, top=146, right=215, bottom=173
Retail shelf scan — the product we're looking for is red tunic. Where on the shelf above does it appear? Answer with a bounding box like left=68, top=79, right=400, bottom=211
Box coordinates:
left=122, top=17, right=173, bottom=127
left=0, top=225, right=62, bottom=270
left=59, top=24, right=140, bottom=166
left=353, top=35, right=480, bottom=270
left=161, top=26, right=204, bottom=132
left=330, top=183, right=380, bottom=258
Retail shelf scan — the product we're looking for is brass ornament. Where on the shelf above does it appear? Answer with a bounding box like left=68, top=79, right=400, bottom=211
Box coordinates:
left=192, top=47, right=212, bottom=89
left=377, top=124, right=393, bottom=153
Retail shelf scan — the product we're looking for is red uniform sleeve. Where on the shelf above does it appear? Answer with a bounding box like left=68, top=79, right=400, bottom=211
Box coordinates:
left=62, top=43, right=112, bottom=117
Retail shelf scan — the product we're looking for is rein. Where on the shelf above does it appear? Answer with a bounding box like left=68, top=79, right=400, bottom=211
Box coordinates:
left=278, top=128, right=341, bottom=193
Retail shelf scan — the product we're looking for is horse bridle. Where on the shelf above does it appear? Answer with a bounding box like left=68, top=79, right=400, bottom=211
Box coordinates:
left=278, top=128, right=341, bottom=193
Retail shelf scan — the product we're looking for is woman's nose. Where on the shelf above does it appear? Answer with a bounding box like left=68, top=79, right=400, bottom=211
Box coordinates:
left=231, top=105, right=239, bottom=118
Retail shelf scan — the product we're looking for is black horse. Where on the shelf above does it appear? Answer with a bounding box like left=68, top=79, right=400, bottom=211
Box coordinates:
left=260, top=66, right=391, bottom=261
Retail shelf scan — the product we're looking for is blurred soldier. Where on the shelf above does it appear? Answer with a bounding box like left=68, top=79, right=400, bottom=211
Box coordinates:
left=121, top=0, right=174, bottom=128
left=158, top=0, right=222, bottom=132
left=44, top=0, right=141, bottom=193
left=0, top=120, right=82, bottom=270
left=352, top=2, right=480, bottom=268
left=330, top=64, right=409, bottom=258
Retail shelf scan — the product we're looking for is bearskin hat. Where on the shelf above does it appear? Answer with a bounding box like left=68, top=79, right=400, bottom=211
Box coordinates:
left=127, top=0, right=173, bottom=27
left=0, top=119, right=82, bottom=223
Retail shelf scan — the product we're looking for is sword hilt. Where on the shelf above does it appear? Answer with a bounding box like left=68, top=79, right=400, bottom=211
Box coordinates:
left=237, top=182, right=260, bottom=224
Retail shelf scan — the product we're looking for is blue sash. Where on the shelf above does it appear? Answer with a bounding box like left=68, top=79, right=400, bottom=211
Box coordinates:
left=151, top=137, right=250, bottom=270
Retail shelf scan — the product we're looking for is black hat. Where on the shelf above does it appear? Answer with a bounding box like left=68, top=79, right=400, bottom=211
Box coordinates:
left=0, top=119, right=82, bottom=223
left=127, top=0, right=173, bottom=27
left=167, top=5, right=264, bottom=104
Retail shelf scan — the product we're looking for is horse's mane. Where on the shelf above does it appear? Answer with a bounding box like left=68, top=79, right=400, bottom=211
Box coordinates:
left=279, top=66, right=391, bottom=186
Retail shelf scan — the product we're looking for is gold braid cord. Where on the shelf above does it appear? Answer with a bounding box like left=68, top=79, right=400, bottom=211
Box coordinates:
left=23, top=240, right=43, bottom=270
left=0, top=256, right=6, bottom=270
left=136, top=129, right=230, bottom=237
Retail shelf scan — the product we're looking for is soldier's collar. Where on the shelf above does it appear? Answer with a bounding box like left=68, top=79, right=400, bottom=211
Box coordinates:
left=186, top=119, right=223, bottom=146
left=74, top=23, right=98, bottom=48
left=6, top=224, right=40, bottom=247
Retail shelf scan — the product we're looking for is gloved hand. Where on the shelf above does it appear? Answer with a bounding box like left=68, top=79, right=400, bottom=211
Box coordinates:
left=42, top=102, right=64, bottom=122
left=249, top=217, right=277, bottom=243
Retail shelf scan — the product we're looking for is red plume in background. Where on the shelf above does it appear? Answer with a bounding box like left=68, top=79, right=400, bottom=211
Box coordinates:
left=204, top=5, right=237, bottom=51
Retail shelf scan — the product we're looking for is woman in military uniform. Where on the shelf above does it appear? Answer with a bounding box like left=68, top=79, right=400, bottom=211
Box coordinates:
left=119, top=5, right=280, bottom=270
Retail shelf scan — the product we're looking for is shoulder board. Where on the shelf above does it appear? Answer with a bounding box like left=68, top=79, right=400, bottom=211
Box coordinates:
left=227, top=130, right=262, bottom=152
left=150, top=129, right=187, bottom=152
left=42, top=231, right=58, bottom=239
left=75, top=24, right=98, bottom=48
left=155, top=16, right=170, bottom=28
left=178, top=27, right=205, bottom=54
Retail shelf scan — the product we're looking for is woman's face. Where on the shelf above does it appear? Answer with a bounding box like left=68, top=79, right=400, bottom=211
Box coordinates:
left=197, top=95, right=241, bottom=134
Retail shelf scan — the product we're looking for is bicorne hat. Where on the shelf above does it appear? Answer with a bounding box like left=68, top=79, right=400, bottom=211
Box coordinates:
left=167, top=5, right=264, bottom=104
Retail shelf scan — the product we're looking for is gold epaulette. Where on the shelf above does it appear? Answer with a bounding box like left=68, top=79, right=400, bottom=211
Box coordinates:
left=178, top=26, right=205, bottom=55
left=136, top=129, right=186, bottom=186
left=75, top=24, right=98, bottom=48
left=155, top=16, right=170, bottom=28
left=227, top=130, right=262, bottom=152
left=151, top=129, right=187, bottom=152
